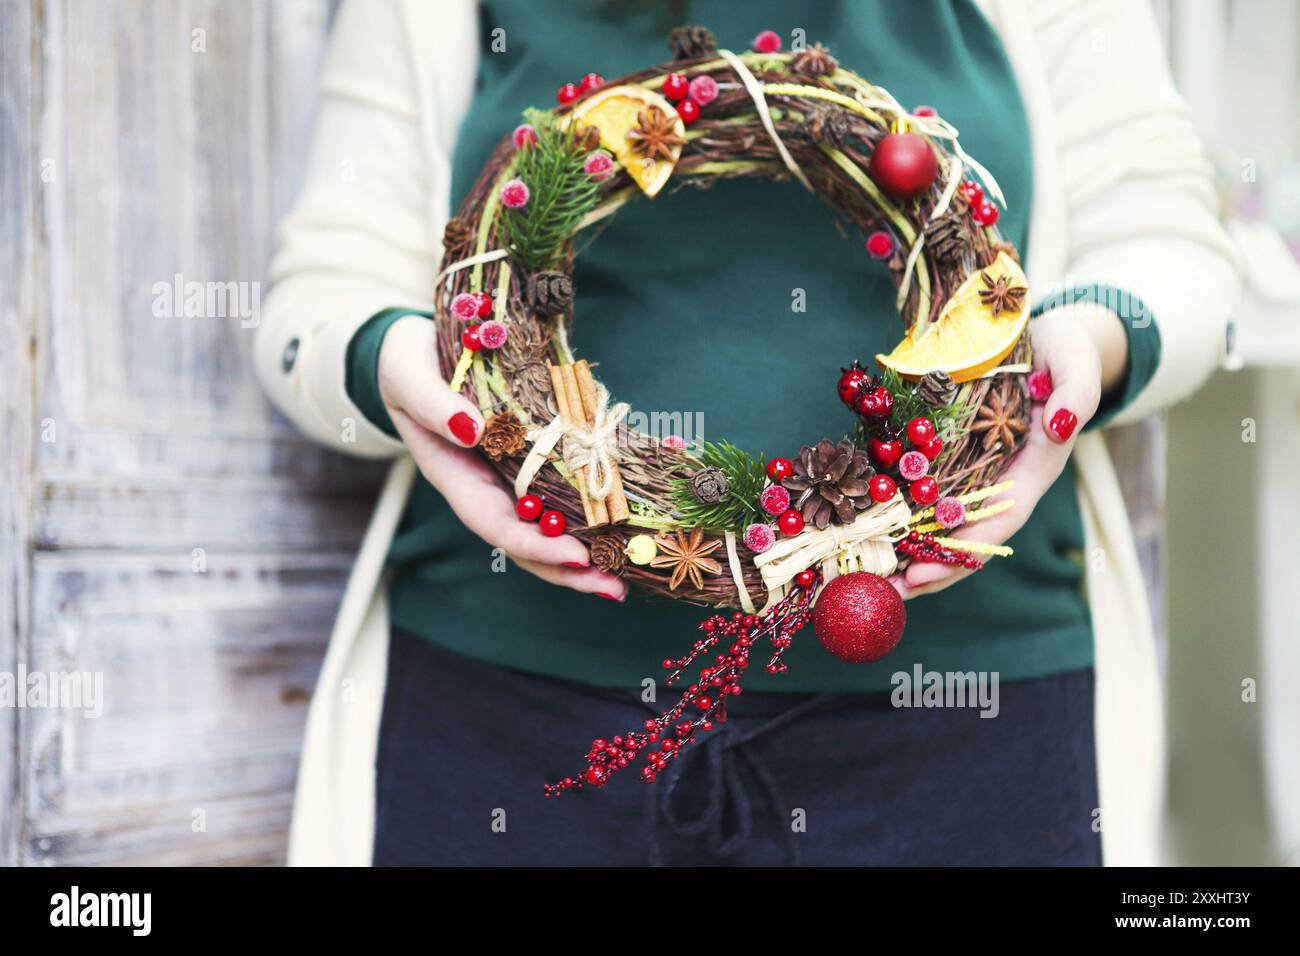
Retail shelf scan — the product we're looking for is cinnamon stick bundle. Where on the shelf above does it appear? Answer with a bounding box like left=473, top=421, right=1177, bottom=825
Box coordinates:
left=574, top=360, right=629, bottom=524
left=549, top=364, right=606, bottom=527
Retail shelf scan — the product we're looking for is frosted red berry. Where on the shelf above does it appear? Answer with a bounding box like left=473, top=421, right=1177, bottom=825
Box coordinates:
left=906, top=417, right=936, bottom=445
left=913, top=105, right=937, bottom=117
left=972, top=200, right=1000, bottom=226
left=753, top=30, right=781, bottom=53
left=899, top=450, right=929, bottom=481
left=557, top=82, right=580, bottom=105
left=869, top=474, right=898, bottom=503
left=461, top=324, right=483, bottom=351
left=676, top=99, right=700, bottom=124
left=778, top=509, right=805, bottom=536
left=866, top=230, right=895, bottom=260
left=767, top=456, right=794, bottom=482
left=662, top=72, right=689, bottom=100
left=539, top=510, right=568, bottom=537
left=934, top=496, right=966, bottom=529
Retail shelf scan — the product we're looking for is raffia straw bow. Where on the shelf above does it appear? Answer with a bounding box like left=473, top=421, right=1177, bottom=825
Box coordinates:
left=752, top=495, right=912, bottom=611
left=513, top=383, right=629, bottom=500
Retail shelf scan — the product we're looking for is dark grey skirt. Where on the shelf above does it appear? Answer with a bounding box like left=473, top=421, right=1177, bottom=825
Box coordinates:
left=373, top=627, right=1101, bottom=866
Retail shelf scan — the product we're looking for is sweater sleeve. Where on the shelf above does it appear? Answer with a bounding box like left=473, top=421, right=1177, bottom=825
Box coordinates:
left=253, top=0, right=477, bottom=459
left=1024, top=0, right=1241, bottom=426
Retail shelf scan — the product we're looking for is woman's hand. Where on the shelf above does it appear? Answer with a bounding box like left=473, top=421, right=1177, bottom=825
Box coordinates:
left=377, top=315, right=627, bottom=601
left=890, top=303, right=1129, bottom=599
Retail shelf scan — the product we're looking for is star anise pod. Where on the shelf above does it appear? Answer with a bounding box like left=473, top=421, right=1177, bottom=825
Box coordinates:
left=791, top=43, right=838, bottom=77
left=668, top=24, right=717, bottom=60
left=782, top=438, right=875, bottom=530
left=626, top=107, right=686, bottom=164
left=978, top=271, right=1028, bottom=316
left=970, top=390, right=1028, bottom=451
left=650, top=527, right=723, bottom=591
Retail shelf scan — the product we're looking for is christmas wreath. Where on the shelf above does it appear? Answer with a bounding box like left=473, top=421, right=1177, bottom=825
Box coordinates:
left=433, top=26, right=1044, bottom=794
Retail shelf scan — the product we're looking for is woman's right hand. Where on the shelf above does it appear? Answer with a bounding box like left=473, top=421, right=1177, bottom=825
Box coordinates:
left=377, top=314, right=627, bottom=601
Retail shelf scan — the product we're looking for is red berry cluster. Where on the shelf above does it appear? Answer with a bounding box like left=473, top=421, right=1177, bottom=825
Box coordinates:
left=660, top=72, right=703, bottom=124
left=896, top=530, right=983, bottom=570
left=960, top=179, right=1000, bottom=227
left=556, top=72, right=606, bottom=105
left=544, top=571, right=821, bottom=796
left=515, top=493, right=567, bottom=537
left=838, top=362, right=945, bottom=507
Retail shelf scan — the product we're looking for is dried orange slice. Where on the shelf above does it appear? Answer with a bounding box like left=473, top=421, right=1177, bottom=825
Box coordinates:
left=876, top=251, right=1030, bottom=383
left=568, top=85, right=684, bottom=197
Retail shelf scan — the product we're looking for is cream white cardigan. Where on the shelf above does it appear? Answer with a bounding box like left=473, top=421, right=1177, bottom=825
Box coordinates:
left=258, top=0, right=1240, bottom=866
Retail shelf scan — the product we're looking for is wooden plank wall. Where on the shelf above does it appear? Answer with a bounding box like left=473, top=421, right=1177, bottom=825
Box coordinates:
left=0, top=0, right=1167, bottom=866
left=1, top=0, right=388, bottom=866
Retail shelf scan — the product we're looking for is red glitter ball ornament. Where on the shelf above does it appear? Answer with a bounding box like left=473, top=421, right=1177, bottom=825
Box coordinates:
left=812, top=571, right=906, bottom=663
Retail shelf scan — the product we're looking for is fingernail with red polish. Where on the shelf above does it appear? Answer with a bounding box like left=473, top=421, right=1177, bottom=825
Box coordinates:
left=563, top=561, right=588, bottom=569
left=596, top=592, right=624, bottom=602
left=448, top=411, right=478, bottom=445
left=1049, top=408, right=1078, bottom=442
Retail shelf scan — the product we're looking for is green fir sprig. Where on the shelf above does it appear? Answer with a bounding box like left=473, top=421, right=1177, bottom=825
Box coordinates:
left=671, top=441, right=769, bottom=532
left=497, top=109, right=602, bottom=272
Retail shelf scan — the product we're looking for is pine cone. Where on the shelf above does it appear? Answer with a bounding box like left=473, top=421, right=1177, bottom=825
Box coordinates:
left=782, top=439, right=875, bottom=529
left=791, top=43, right=838, bottom=77
left=917, top=371, right=958, bottom=407
left=690, top=467, right=729, bottom=505
left=668, top=24, right=717, bottom=60
left=923, top=212, right=969, bottom=265
left=526, top=271, right=574, bottom=315
left=481, top=411, right=528, bottom=461
left=589, top=533, right=627, bottom=574
left=804, top=107, right=851, bottom=149
left=442, top=217, right=474, bottom=256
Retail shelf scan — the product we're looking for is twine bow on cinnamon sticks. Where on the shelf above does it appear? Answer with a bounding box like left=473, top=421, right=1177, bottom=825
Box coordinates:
left=513, top=361, right=630, bottom=527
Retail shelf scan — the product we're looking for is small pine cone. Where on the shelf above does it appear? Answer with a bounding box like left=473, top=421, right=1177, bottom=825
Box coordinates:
left=791, top=43, right=838, bottom=77
left=923, top=213, right=969, bottom=265
left=917, top=371, right=958, bottom=408
left=690, top=466, right=729, bottom=505
left=668, top=24, right=717, bottom=60
left=805, top=107, right=851, bottom=149
left=442, top=217, right=474, bottom=256
left=526, top=271, right=575, bottom=315
left=589, top=533, right=627, bottom=574
left=480, top=411, right=528, bottom=461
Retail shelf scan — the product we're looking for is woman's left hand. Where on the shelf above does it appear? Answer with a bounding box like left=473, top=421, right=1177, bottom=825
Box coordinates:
left=889, top=304, right=1127, bottom=598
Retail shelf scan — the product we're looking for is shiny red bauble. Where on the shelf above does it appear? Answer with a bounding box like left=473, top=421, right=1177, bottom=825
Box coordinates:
left=868, top=474, right=898, bottom=502
left=778, top=509, right=805, bottom=536
left=910, top=475, right=940, bottom=505
left=662, top=72, right=689, bottom=100
left=906, top=416, right=937, bottom=445
left=538, top=509, right=568, bottom=537
left=767, top=457, right=794, bottom=482
left=868, top=132, right=938, bottom=200
left=515, top=494, right=544, bottom=521
left=676, top=99, right=700, bottom=124
left=812, top=571, right=906, bottom=663
left=461, top=324, right=483, bottom=351
left=557, top=82, right=580, bottom=104
left=868, top=435, right=903, bottom=470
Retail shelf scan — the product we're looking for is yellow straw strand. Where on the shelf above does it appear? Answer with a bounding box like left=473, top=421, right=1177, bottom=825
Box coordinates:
left=931, top=536, right=1014, bottom=558
left=448, top=347, right=474, bottom=392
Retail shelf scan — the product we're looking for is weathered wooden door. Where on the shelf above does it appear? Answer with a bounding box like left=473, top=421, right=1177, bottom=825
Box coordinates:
left=1, top=0, right=386, bottom=866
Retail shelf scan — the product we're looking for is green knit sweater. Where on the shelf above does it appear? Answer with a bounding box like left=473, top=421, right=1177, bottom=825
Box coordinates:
left=344, top=0, right=1161, bottom=692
